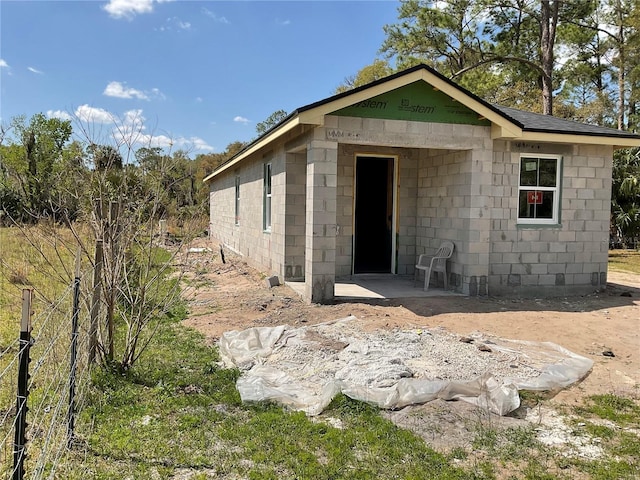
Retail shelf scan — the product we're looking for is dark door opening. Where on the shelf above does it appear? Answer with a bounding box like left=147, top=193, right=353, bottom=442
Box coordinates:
left=354, top=156, right=394, bottom=274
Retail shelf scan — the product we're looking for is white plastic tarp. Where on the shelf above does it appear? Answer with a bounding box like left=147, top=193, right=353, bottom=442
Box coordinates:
left=219, top=316, right=593, bottom=416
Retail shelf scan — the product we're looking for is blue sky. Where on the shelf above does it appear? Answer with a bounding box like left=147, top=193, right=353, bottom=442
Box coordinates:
left=0, top=0, right=400, bottom=156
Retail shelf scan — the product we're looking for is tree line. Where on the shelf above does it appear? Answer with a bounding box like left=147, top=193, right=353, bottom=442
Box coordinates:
left=0, top=114, right=250, bottom=226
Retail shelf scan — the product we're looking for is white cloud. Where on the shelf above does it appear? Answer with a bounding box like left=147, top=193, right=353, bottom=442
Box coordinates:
left=202, top=7, right=229, bottom=24
left=277, top=19, right=291, bottom=26
left=123, top=108, right=145, bottom=127
left=104, top=81, right=150, bottom=100
left=195, top=97, right=203, bottom=103
left=114, top=119, right=214, bottom=152
left=234, top=116, right=250, bottom=124
left=28, top=66, right=43, bottom=74
left=103, top=0, right=173, bottom=19
left=189, top=137, right=214, bottom=152
left=0, top=59, right=9, bottom=68
left=72, top=105, right=212, bottom=153
left=157, top=16, right=192, bottom=32
left=103, top=0, right=153, bottom=19
left=150, top=88, right=166, bottom=100
left=75, top=104, right=114, bottom=124
left=47, top=110, right=72, bottom=121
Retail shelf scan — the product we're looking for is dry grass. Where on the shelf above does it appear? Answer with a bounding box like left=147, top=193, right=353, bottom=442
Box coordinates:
left=609, top=249, right=640, bottom=274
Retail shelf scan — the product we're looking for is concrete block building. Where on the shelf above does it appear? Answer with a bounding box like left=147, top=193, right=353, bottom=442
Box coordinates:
left=204, top=65, right=640, bottom=303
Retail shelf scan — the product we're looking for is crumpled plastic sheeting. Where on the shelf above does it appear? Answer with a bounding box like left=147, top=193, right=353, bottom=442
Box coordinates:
left=219, top=317, right=593, bottom=416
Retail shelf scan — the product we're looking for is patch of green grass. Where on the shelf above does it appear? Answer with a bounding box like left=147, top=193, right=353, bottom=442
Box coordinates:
left=562, top=394, right=640, bottom=479
left=582, top=422, right=616, bottom=440
left=574, top=394, right=640, bottom=427
left=608, top=249, right=640, bottom=274
left=472, top=424, right=499, bottom=451
left=448, top=447, right=468, bottom=460
left=571, top=457, right=640, bottom=480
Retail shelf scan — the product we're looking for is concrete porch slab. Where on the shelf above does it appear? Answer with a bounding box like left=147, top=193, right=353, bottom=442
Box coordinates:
left=286, top=275, right=464, bottom=300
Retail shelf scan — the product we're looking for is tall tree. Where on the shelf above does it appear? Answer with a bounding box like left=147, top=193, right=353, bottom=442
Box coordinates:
left=0, top=113, right=73, bottom=220
left=556, top=2, right=611, bottom=125
left=559, top=0, right=639, bottom=130
left=335, top=59, right=394, bottom=93
left=381, top=1, right=488, bottom=76
left=255, top=110, right=289, bottom=137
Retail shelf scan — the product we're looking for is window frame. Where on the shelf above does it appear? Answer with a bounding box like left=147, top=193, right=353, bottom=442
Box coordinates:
left=234, top=175, right=240, bottom=226
left=263, top=162, right=272, bottom=232
left=517, top=154, right=562, bottom=226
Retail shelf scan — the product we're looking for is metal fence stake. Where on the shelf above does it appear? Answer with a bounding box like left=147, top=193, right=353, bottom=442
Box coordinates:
left=13, top=289, right=33, bottom=480
left=67, top=248, right=82, bottom=448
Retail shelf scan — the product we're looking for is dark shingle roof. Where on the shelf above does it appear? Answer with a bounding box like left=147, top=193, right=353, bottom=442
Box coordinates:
left=492, top=105, right=640, bottom=139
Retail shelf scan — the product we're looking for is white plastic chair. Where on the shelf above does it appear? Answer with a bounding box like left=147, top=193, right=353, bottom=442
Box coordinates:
left=414, top=241, right=454, bottom=291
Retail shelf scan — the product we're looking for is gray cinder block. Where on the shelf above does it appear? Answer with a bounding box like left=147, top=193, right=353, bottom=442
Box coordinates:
left=265, top=275, right=280, bottom=288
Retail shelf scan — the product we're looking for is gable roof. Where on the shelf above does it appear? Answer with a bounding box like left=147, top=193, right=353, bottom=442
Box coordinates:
left=205, top=64, right=640, bottom=182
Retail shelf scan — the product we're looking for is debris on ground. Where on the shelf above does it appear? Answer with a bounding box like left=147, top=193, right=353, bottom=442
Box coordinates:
left=220, top=316, right=593, bottom=416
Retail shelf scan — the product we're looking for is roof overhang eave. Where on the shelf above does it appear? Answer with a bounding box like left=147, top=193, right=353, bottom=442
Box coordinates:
left=518, top=131, right=640, bottom=148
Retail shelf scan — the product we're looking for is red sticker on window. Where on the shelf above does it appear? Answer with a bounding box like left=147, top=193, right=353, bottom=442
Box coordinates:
left=527, top=191, right=543, bottom=204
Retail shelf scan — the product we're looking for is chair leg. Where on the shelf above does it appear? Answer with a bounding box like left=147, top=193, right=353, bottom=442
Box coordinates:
left=424, top=269, right=431, bottom=291
left=443, top=269, right=448, bottom=290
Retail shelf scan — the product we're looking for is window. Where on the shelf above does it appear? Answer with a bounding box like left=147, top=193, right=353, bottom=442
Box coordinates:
left=263, top=163, right=272, bottom=231
left=518, top=155, right=561, bottom=224
left=234, top=175, right=240, bottom=225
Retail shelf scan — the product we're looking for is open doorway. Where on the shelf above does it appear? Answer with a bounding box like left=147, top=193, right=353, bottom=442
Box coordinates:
left=353, top=156, right=395, bottom=274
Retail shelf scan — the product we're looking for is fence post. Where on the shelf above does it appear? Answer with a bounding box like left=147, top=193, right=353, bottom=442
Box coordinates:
left=106, top=201, right=119, bottom=362
left=13, top=288, right=33, bottom=480
left=89, top=239, right=103, bottom=365
left=67, top=248, right=81, bottom=448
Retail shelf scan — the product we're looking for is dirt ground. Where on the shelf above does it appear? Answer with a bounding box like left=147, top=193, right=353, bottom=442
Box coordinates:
left=179, top=240, right=639, bottom=454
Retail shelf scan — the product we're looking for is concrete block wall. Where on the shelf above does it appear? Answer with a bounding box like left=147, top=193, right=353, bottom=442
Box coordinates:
left=414, top=127, right=493, bottom=295
left=397, top=151, right=419, bottom=275
left=209, top=171, right=236, bottom=252
left=305, top=131, right=338, bottom=303
left=488, top=142, right=614, bottom=295
left=284, top=152, right=307, bottom=280
left=209, top=148, right=287, bottom=279
left=417, top=149, right=469, bottom=291
left=335, top=145, right=354, bottom=277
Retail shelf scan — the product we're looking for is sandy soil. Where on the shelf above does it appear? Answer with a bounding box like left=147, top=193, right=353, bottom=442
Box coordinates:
left=179, top=240, right=639, bottom=457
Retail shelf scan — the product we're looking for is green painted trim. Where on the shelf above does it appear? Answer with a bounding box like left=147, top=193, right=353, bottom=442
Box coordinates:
left=557, top=156, right=564, bottom=225
left=331, top=81, right=491, bottom=126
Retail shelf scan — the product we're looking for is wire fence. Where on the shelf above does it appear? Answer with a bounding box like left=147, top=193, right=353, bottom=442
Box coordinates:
left=0, top=268, right=93, bottom=480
